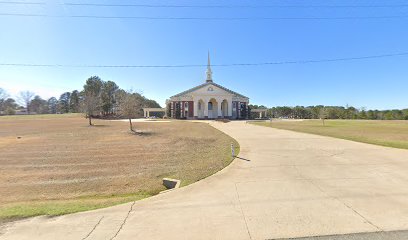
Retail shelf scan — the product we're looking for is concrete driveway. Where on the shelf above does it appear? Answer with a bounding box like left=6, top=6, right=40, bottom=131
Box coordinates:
left=1, top=121, right=408, bottom=240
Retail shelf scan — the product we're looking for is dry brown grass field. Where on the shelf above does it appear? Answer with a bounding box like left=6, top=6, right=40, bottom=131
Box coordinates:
left=0, top=114, right=238, bottom=222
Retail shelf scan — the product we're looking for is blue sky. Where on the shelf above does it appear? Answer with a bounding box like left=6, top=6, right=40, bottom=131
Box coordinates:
left=1, top=0, right=408, bottom=109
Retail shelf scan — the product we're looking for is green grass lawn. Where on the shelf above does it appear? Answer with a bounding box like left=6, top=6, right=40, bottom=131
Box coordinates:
left=0, top=192, right=151, bottom=224
left=252, top=119, right=408, bottom=149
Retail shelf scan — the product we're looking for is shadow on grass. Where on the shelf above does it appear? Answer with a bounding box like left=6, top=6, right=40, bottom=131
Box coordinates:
left=235, top=156, right=251, bottom=161
left=89, top=124, right=110, bottom=128
left=129, top=129, right=156, bottom=137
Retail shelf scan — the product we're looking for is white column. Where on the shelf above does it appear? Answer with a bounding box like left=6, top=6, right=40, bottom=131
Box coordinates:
left=193, top=100, right=198, bottom=117
left=147, top=111, right=150, bottom=118
left=228, top=100, right=233, bottom=117
left=217, top=100, right=222, bottom=118
left=238, top=102, right=241, bottom=118
left=204, top=99, right=208, bottom=118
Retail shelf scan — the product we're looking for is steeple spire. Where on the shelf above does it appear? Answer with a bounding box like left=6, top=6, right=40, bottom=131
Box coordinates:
left=206, top=51, right=213, bottom=83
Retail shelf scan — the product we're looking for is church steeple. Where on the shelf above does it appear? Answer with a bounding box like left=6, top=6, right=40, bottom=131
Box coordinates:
left=206, top=51, right=213, bottom=83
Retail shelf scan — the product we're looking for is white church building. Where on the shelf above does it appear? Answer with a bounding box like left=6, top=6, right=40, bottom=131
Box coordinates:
left=167, top=54, right=249, bottom=120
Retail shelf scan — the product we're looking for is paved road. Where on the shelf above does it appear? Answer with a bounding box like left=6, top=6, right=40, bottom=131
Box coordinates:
left=1, top=121, right=408, bottom=240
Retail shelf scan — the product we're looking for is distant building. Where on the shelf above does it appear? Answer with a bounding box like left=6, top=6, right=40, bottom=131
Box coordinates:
left=15, top=108, right=29, bottom=115
left=167, top=53, right=249, bottom=119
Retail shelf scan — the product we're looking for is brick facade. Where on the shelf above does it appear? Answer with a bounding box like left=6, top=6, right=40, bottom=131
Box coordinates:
left=170, top=101, right=194, bottom=119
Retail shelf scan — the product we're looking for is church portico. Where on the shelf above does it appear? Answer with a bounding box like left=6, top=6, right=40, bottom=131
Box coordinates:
left=167, top=53, right=249, bottom=120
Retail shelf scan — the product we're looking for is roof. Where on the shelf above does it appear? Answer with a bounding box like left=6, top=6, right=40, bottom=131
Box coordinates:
left=170, top=82, right=249, bottom=99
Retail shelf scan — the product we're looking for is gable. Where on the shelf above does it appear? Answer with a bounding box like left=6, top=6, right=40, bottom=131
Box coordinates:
left=171, top=82, right=248, bottom=99
left=191, top=84, right=234, bottom=96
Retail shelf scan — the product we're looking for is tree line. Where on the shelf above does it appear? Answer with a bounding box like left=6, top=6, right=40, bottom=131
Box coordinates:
left=249, top=105, right=408, bottom=120
left=0, top=76, right=161, bottom=125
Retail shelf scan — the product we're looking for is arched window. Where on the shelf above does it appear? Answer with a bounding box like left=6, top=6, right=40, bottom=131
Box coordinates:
left=208, top=102, right=213, bottom=110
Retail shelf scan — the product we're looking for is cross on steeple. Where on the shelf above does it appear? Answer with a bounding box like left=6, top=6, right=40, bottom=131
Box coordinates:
left=206, top=51, right=213, bottom=83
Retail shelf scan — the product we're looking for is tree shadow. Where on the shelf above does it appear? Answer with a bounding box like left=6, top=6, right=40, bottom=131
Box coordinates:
left=89, top=124, right=110, bottom=128
left=129, top=129, right=155, bottom=136
left=235, top=156, right=251, bottom=162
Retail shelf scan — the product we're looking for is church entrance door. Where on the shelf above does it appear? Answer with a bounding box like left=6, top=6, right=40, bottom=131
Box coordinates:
left=208, top=98, right=218, bottom=119
left=208, top=102, right=213, bottom=118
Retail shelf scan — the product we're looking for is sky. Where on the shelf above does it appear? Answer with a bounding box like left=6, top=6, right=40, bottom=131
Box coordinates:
left=0, top=0, right=408, bottom=110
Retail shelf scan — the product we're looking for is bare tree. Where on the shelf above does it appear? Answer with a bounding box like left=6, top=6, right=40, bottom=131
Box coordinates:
left=118, top=91, right=142, bottom=132
left=319, top=107, right=328, bottom=126
left=18, top=91, right=35, bottom=113
left=83, top=91, right=100, bottom=126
